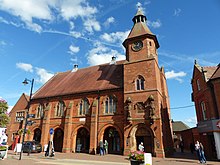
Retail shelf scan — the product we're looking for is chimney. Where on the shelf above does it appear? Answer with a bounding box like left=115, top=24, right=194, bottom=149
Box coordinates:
left=72, top=64, right=78, bottom=72
left=110, top=56, right=116, bottom=65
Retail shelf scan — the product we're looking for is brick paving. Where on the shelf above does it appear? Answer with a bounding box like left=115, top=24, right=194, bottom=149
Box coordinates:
left=1, top=150, right=219, bottom=165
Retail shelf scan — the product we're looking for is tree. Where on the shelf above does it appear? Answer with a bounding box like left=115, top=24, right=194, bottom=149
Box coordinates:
left=0, top=98, right=10, bottom=127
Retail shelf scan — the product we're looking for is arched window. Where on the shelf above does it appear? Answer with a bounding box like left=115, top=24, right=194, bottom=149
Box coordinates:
left=79, top=98, right=90, bottom=116
left=136, top=75, right=145, bottom=90
left=105, top=95, right=117, bottom=114
left=56, top=101, right=65, bottom=117
left=36, top=104, right=44, bottom=118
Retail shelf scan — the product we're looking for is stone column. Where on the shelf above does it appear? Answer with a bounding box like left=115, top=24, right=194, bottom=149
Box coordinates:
left=89, top=98, right=99, bottom=154
left=41, top=103, right=52, bottom=147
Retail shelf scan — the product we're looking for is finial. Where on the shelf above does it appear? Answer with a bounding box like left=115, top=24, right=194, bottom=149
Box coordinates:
left=137, top=2, right=141, bottom=11
left=194, top=60, right=197, bottom=65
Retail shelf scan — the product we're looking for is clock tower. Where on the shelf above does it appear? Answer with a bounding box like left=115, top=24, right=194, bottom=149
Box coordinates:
left=123, top=8, right=159, bottom=62
left=123, top=8, right=173, bottom=158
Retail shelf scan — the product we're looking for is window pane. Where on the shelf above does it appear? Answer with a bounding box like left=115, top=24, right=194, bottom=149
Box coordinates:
left=137, top=79, right=140, bottom=90
left=105, top=100, right=109, bottom=113
left=141, top=79, right=144, bottom=90
left=79, top=102, right=83, bottom=115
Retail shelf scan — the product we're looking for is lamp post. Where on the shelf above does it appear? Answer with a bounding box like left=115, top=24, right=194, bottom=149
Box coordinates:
left=19, top=78, right=34, bottom=160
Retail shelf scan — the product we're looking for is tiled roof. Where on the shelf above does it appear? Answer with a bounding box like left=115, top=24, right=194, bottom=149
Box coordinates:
left=33, top=62, right=124, bottom=99
left=172, top=121, right=190, bottom=132
left=202, top=66, right=218, bottom=80
left=210, top=65, right=220, bottom=80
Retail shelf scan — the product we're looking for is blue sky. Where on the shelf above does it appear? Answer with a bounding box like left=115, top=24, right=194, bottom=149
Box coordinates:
left=0, top=0, right=220, bottom=128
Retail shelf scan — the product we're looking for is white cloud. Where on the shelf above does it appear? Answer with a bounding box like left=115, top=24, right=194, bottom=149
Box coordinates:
left=87, top=42, right=125, bottom=66
left=35, top=67, right=54, bottom=84
left=60, top=0, right=97, bottom=20
left=68, top=45, right=80, bottom=54
left=100, top=30, right=130, bottom=44
left=0, top=0, right=54, bottom=32
left=184, top=116, right=197, bottom=127
left=0, top=0, right=99, bottom=33
left=103, top=17, right=115, bottom=27
left=165, top=70, right=186, bottom=83
left=69, top=21, right=75, bottom=30
left=83, top=18, right=101, bottom=33
left=148, top=19, right=162, bottom=28
left=0, top=40, right=6, bottom=46
left=174, top=8, right=181, bottom=17
left=70, top=31, right=82, bottom=38
left=16, top=62, right=33, bottom=72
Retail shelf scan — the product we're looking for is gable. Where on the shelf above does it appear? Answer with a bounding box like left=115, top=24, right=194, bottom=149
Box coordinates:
left=10, top=93, right=28, bottom=113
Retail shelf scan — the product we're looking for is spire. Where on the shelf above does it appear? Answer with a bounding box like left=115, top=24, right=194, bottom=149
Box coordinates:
left=123, top=7, right=159, bottom=49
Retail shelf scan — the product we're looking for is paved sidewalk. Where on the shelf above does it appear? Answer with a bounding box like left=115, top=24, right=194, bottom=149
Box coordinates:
left=1, top=150, right=219, bottom=165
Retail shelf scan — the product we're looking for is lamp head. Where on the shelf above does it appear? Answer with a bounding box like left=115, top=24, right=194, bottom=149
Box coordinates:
left=22, top=79, right=29, bottom=85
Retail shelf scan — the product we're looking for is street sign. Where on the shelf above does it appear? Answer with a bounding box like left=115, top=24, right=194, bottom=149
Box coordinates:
left=49, top=128, right=54, bottom=135
left=27, top=114, right=35, bottom=118
left=27, top=120, right=35, bottom=126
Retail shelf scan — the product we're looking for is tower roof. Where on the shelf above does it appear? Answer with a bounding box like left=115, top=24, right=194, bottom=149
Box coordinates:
left=123, top=8, right=159, bottom=48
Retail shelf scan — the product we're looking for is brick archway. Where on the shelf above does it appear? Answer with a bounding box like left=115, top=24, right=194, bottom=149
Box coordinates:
left=53, top=128, right=64, bottom=152
left=128, top=124, right=154, bottom=154
left=98, top=124, right=123, bottom=154
left=71, top=125, right=90, bottom=153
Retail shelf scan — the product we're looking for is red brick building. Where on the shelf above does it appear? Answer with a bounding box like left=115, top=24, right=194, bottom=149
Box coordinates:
left=7, top=8, right=173, bottom=157
left=191, top=61, right=220, bottom=160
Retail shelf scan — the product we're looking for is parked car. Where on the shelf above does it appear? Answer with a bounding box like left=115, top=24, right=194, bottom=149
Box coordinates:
left=23, top=141, right=42, bottom=153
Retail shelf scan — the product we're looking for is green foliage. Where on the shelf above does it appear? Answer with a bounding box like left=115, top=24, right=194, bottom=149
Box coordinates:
left=0, top=145, right=7, bottom=151
left=18, top=128, right=31, bottom=135
left=128, top=151, right=144, bottom=162
left=0, top=98, right=10, bottom=127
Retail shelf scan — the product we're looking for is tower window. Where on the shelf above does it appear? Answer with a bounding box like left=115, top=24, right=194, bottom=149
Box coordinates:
left=56, top=101, right=65, bottom=117
left=149, top=41, right=152, bottom=46
left=136, top=75, right=145, bottom=90
left=79, top=98, right=89, bottom=116
left=201, top=101, right=207, bottom=120
left=105, top=95, right=117, bottom=114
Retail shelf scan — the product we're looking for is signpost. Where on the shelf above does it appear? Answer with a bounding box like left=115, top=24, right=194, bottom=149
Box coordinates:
left=27, top=114, right=35, bottom=118
left=49, top=128, right=54, bottom=135
left=27, top=120, right=35, bottom=126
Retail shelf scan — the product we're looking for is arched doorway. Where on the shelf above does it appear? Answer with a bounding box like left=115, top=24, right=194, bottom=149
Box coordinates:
left=33, top=128, right=41, bottom=142
left=104, top=127, right=121, bottom=154
left=135, top=125, right=153, bottom=153
left=76, top=127, right=90, bottom=153
left=53, top=128, right=64, bottom=152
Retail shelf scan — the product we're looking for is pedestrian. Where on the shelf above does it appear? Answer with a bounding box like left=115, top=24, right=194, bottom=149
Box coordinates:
left=99, top=140, right=104, bottom=156
left=138, top=142, right=144, bottom=152
left=190, top=143, right=194, bottom=154
left=199, top=142, right=206, bottom=164
left=180, top=141, right=184, bottom=153
left=195, top=141, right=202, bottom=163
left=44, top=144, right=49, bottom=157
left=104, top=140, right=108, bottom=154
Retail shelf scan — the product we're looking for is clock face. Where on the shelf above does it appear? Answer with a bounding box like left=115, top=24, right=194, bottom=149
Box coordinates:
left=132, top=40, right=143, bottom=51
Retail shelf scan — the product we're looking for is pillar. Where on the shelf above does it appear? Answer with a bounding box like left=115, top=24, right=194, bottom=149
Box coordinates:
left=62, top=101, right=73, bottom=153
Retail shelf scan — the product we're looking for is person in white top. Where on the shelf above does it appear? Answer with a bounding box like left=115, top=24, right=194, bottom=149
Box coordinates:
left=138, top=142, right=144, bottom=152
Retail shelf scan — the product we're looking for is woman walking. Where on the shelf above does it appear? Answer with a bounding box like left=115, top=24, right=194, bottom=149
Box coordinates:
left=200, top=142, right=206, bottom=164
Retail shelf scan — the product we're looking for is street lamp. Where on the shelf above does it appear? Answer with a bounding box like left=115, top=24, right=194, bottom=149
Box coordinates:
left=19, top=78, right=34, bottom=160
